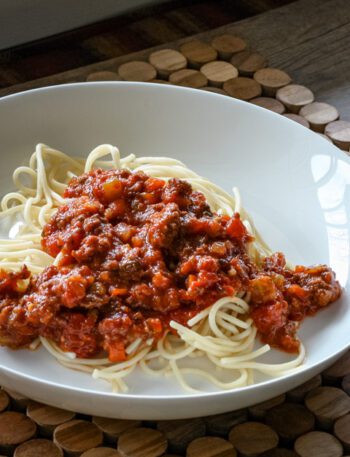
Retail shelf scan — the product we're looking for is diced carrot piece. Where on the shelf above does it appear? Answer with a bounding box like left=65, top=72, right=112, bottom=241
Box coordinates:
left=111, top=288, right=128, bottom=296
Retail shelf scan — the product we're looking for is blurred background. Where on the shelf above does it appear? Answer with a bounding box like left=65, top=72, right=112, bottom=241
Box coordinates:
left=0, top=0, right=292, bottom=88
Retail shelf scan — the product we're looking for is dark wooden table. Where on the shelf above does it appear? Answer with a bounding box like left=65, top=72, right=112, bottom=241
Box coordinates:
left=1, top=0, right=349, bottom=121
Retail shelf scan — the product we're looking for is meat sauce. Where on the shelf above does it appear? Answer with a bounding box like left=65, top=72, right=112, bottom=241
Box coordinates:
left=0, top=169, right=341, bottom=361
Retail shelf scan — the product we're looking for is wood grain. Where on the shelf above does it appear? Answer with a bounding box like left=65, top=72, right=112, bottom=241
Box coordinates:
left=53, top=420, right=103, bottom=456
left=180, top=40, right=218, bottom=68
left=276, top=84, right=314, bottom=113
left=0, top=411, right=36, bottom=454
left=334, top=414, right=350, bottom=452
left=14, top=439, right=63, bottom=457
left=294, top=431, right=343, bottom=457
left=299, top=102, right=339, bottom=132
left=324, top=120, right=350, bottom=150
left=234, top=52, right=267, bottom=76
left=211, top=35, right=247, bottom=60
left=253, top=68, right=291, bottom=96
left=1, top=0, right=350, bottom=122
left=305, top=386, right=350, bottom=429
left=117, top=428, right=167, bottom=457
left=250, top=96, right=285, bottom=114
left=200, top=61, right=238, bottom=87
left=149, top=49, right=187, bottom=78
left=223, top=76, right=262, bottom=100
left=186, top=437, right=237, bottom=457
left=265, top=403, right=315, bottom=441
left=118, top=61, right=157, bottom=82
left=229, top=422, right=279, bottom=456
left=92, top=417, right=141, bottom=443
left=169, top=69, right=207, bottom=88
left=27, top=401, right=75, bottom=437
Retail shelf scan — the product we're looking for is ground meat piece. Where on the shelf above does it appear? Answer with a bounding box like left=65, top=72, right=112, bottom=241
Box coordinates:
left=0, top=168, right=341, bottom=361
left=148, top=203, right=181, bottom=248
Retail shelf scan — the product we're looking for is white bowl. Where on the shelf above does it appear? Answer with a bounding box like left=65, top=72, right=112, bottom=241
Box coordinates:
left=0, top=83, right=349, bottom=419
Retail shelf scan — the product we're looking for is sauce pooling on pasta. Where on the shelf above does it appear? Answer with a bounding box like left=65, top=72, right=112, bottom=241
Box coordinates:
left=0, top=169, right=341, bottom=361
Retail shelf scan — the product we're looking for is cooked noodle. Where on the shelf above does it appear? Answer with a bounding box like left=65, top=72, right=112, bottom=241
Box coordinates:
left=0, top=144, right=304, bottom=392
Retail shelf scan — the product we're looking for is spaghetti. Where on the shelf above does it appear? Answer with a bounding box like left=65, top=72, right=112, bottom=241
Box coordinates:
left=0, top=144, right=339, bottom=393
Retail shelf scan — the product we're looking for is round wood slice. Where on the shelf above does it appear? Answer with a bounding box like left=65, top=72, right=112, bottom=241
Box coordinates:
left=232, top=52, right=267, bottom=77
left=265, top=403, right=315, bottom=441
left=230, top=50, right=251, bottom=69
left=276, top=84, right=314, bottom=113
left=0, top=411, right=36, bottom=453
left=223, top=77, right=262, bottom=100
left=259, top=449, right=298, bottom=457
left=204, top=409, right=248, bottom=437
left=248, top=395, right=286, bottom=421
left=118, top=427, right=167, bottom=457
left=54, top=420, right=103, bottom=456
left=212, top=35, right=247, bottom=60
left=81, top=448, right=122, bottom=457
left=157, top=418, right=205, bottom=454
left=0, top=390, right=9, bottom=413
left=283, top=113, right=310, bottom=129
left=3, top=389, right=30, bottom=411
left=186, top=437, right=236, bottom=457
left=334, top=413, right=350, bottom=452
left=250, top=97, right=285, bottom=114
left=323, top=351, right=350, bottom=382
left=92, top=417, right=141, bottom=443
left=299, top=102, right=339, bottom=132
left=169, top=69, right=207, bottom=88
left=253, top=68, right=292, bottom=96
left=200, top=61, right=238, bottom=87
left=285, top=374, right=322, bottom=402
left=14, top=439, right=63, bottom=457
left=201, top=87, right=227, bottom=95
left=305, top=386, right=350, bottom=429
left=324, top=120, right=350, bottom=150
left=149, top=49, right=187, bottom=78
left=86, top=71, right=120, bottom=82
left=342, top=374, right=350, bottom=395
left=27, top=401, right=75, bottom=437
left=180, top=40, right=218, bottom=68
left=294, top=431, right=343, bottom=457
left=229, top=422, right=279, bottom=457
left=118, top=61, right=156, bottom=82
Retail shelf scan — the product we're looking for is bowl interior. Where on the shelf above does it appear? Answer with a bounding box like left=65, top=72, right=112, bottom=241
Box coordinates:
left=0, top=83, right=349, bottom=415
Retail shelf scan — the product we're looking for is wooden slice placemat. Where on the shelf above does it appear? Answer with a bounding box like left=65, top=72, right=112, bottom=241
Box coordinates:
left=0, top=31, right=348, bottom=153
left=0, top=31, right=349, bottom=457
left=82, top=36, right=350, bottom=155
left=0, top=349, right=349, bottom=456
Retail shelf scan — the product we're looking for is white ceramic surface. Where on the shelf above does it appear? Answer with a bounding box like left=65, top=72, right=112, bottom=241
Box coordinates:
left=0, top=83, right=349, bottom=419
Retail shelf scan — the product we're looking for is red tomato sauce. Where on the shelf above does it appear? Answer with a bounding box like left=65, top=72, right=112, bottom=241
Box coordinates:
left=0, top=169, right=341, bottom=361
